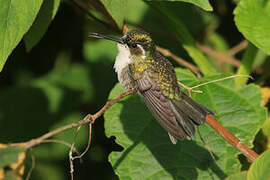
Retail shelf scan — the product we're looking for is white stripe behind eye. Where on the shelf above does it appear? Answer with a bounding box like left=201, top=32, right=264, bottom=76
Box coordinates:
left=137, top=44, right=146, bottom=59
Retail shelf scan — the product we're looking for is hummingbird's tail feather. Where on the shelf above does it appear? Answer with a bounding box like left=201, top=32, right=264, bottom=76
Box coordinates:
left=167, top=92, right=214, bottom=141
left=171, top=92, right=215, bottom=126
left=168, top=100, right=195, bottom=137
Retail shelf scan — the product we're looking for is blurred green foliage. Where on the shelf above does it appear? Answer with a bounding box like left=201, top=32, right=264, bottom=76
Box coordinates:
left=0, top=0, right=270, bottom=179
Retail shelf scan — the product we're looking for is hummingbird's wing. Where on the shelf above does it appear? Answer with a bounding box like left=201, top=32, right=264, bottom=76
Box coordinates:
left=134, top=51, right=214, bottom=143
left=136, top=71, right=193, bottom=141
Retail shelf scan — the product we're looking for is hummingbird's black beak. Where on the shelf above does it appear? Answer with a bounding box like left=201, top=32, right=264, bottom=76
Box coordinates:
left=89, top=33, right=124, bottom=44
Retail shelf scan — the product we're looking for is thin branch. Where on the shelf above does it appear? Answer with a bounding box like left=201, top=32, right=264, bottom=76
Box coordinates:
left=89, top=89, right=136, bottom=122
left=206, top=115, right=259, bottom=162
left=190, top=74, right=252, bottom=90
left=69, top=126, right=82, bottom=180
left=19, top=89, right=136, bottom=149
left=178, top=81, right=202, bottom=97
left=178, top=75, right=251, bottom=96
left=73, top=123, right=92, bottom=160
left=228, top=40, right=248, bottom=56
left=123, top=24, right=130, bottom=34
left=25, top=150, right=35, bottom=180
left=41, top=139, right=81, bottom=156
left=196, top=42, right=241, bottom=67
left=69, top=123, right=93, bottom=180
left=156, top=46, right=201, bottom=78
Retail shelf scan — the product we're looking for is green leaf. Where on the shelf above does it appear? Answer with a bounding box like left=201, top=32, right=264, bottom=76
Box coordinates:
left=262, top=117, right=270, bottom=142
left=0, top=146, right=25, bottom=169
left=234, top=0, right=270, bottom=55
left=84, top=39, right=118, bottom=63
left=104, top=68, right=266, bottom=179
left=24, top=0, right=61, bottom=51
left=100, top=0, right=127, bottom=29
left=247, top=150, right=270, bottom=180
left=145, top=0, right=213, bottom=11
left=225, top=171, right=247, bottom=180
left=0, top=0, right=43, bottom=71
left=148, top=2, right=217, bottom=74
left=236, top=43, right=258, bottom=88
left=126, top=0, right=148, bottom=24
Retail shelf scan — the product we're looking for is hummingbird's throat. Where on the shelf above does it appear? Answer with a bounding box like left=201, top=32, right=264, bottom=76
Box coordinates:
left=114, top=43, right=147, bottom=89
left=114, top=43, right=132, bottom=81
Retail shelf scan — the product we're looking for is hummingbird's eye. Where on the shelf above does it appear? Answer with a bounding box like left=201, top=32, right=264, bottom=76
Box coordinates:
left=131, top=43, right=137, bottom=48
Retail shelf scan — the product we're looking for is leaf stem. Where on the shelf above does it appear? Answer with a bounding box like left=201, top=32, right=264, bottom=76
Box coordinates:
left=206, top=115, right=259, bottom=162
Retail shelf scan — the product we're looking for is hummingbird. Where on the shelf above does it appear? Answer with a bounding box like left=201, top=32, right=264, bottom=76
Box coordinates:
left=90, top=29, right=214, bottom=144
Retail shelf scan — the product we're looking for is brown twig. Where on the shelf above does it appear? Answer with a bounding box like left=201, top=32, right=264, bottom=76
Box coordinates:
left=69, top=125, right=81, bottom=180
left=228, top=40, right=248, bottom=56
left=156, top=46, right=201, bottom=78
left=69, top=123, right=92, bottom=180
left=73, top=123, right=92, bottom=160
left=123, top=24, right=130, bottom=34
left=206, top=115, right=259, bottom=162
left=190, top=74, right=252, bottom=90
left=25, top=150, right=35, bottom=180
left=13, top=89, right=136, bottom=150
left=178, top=75, right=252, bottom=97
left=196, top=42, right=241, bottom=67
left=40, top=139, right=81, bottom=155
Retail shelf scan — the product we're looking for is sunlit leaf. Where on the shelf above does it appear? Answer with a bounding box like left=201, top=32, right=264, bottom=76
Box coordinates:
left=24, top=0, right=61, bottom=51
left=0, top=146, right=25, bottom=169
left=225, top=171, right=247, bottom=180
left=234, top=0, right=270, bottom=55
left=145, top=0, right=212, bottom=11
left=99, top=0, right=127, bottom=29
left=247, top=150, right=270, bottom=180
left=0, top=0, right=43, bottom=71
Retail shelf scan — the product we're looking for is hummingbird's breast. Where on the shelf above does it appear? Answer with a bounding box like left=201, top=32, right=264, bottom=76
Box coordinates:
left=114, top=43, right=134, bottom=90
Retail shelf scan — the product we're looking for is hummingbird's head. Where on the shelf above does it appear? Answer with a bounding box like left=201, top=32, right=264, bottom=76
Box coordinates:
left=90, top=29, right=155, bottom=58
left=121, top=30, right=155, bottom=56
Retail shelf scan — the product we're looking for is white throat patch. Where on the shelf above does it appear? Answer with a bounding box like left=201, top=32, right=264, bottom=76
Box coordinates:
left=114, top=43, right=132, bottom=79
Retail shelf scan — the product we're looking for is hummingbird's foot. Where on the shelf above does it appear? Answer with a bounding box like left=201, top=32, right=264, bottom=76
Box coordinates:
left=178, top=82, right=203, bottom=97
